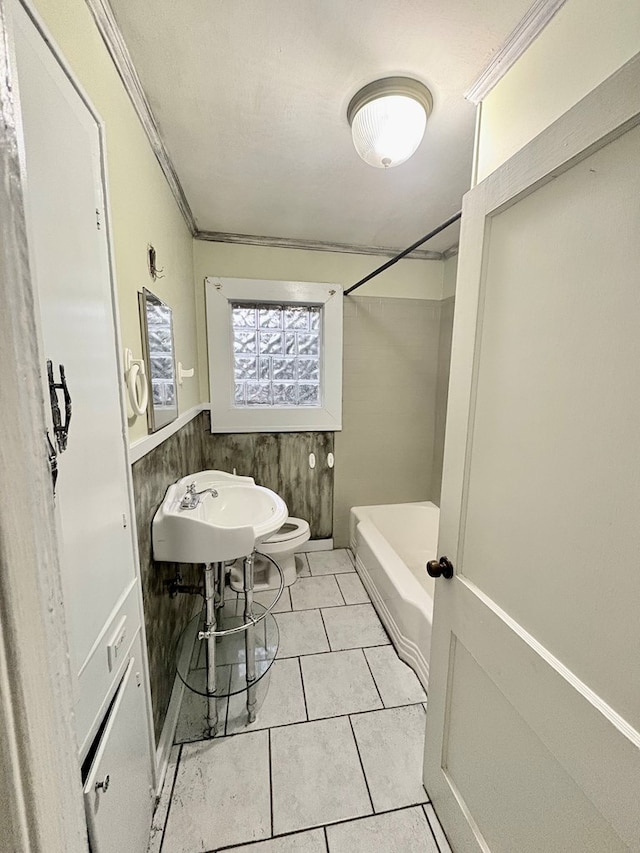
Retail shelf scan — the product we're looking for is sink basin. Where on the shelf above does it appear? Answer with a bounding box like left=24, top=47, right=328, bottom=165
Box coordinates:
left=152, top=471, right=288, bottom=564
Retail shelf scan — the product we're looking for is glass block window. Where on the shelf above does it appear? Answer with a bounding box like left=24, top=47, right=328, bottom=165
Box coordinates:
left=146, top=302, right=176, bottom=408
left=231, top=302, right=321, bottom=407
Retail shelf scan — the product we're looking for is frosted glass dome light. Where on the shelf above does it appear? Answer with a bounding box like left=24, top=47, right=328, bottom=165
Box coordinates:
left=347, top=77, right=433, bottom=169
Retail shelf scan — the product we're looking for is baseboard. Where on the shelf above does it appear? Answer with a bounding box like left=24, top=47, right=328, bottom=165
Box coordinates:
left=300, top=538, right=333, bottom=552
left=154, top=601, right=201, bottom=793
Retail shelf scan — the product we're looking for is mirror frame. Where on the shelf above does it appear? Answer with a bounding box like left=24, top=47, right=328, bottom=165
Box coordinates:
left=138, top=287, right=178, bottom=433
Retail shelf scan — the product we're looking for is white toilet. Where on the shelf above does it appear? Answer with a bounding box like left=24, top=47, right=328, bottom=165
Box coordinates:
left=229, top=516, right=310, bottom=591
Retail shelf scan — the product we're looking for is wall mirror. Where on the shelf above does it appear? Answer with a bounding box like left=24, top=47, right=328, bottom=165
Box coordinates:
left=138, top=288, right=178, bottom=432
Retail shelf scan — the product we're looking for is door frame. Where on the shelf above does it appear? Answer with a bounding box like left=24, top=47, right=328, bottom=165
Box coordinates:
left=0, top=0, right=89, bottom=847
left=0, top=0, right=157, bottom=848
left=424, top=50, right=640, bottom=851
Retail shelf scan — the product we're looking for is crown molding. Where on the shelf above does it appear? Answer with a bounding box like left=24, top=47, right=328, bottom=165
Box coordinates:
left=194, top=229, right=444, bottom=261
left=442, top=244, right=459, bottom=260
left=84, top=0, right=197, bottom=234
left=465, top=0, right=567, bottom=105
left=84, top=0, right=453, bottom=261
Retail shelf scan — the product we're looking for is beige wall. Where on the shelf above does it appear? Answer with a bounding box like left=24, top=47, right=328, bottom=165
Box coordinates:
left=192, top=240, right=444, bottom=400
left=442, top=252, right=458, bottom=299
left=476, top=0, right=640, bottom=182
left=32, top=0, right=199, bottom=442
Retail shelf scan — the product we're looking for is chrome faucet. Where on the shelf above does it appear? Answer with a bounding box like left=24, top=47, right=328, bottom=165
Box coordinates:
left=179, top=482, right=219, bottom=510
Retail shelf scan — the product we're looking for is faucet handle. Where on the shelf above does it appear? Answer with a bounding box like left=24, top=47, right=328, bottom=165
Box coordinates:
left=186, top=482, right=196, bottom=494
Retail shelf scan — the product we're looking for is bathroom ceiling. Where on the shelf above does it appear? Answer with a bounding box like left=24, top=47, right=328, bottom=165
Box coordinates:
left=107, top=0, right=534, bottom=255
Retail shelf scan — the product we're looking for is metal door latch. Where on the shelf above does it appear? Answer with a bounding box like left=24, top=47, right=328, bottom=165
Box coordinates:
left=47, top=360, right=72, bottom=453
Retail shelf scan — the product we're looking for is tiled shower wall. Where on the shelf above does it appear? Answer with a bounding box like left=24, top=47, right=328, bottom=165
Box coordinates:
left=132, top=413, right=334, bottom=743
left=333, top=295, right=451, bottom=547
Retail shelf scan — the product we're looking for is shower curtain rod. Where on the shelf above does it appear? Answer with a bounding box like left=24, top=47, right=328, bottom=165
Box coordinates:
left=344, top=210, right=462, bottom=296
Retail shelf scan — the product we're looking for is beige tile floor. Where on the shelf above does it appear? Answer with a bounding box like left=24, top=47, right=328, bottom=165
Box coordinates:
left=149, top=550, right=452, bottom=853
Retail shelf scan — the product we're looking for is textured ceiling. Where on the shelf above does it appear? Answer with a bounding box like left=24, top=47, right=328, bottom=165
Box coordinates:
left=109, top=0, right=533, bottom=254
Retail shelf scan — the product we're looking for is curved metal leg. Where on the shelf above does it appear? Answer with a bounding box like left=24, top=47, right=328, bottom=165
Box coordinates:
left=243, top=553, right=257, bottom=723
left=204, top=562, right=220, bottom=737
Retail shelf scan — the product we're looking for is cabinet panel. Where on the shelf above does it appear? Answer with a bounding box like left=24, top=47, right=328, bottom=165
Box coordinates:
left=76, top=581, right=142, bottom=758
left=83, top=635, right=154, bottom=853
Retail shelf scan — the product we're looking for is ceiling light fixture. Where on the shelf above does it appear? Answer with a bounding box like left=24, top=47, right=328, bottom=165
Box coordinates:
left=347, top=77, right=433, bottom=169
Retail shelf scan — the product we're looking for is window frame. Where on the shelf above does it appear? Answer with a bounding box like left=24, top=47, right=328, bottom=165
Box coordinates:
left=205, top=276, right=343, bottom=432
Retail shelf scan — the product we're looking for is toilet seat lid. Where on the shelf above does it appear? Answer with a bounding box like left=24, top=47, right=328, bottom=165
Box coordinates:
left=264, top=517, right=309, bottom=544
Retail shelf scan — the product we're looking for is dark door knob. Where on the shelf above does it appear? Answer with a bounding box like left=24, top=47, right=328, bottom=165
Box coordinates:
left=426, top=556, right=454, bottom=579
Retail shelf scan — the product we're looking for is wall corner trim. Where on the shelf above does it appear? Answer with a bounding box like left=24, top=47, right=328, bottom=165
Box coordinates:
left=464, top=0, right=568, bottom=104
left=128, top=403, right=208, bottom=464
left=84, top=0, right=197, bottom=234
left=195, top=229, right=444, bottom=261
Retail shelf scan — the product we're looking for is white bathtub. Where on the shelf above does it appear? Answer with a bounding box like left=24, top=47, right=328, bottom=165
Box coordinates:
left=349, top=501, right=439, bottom=691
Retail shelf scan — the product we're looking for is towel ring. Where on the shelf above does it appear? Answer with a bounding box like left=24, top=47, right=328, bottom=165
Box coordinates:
left=124, top=348, right=149, bottom=416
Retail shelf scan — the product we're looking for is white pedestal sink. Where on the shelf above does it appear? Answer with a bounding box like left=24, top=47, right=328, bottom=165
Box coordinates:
left=152, top=470, right=288, bottom=735
left=153, top=470, right=288, bottom=564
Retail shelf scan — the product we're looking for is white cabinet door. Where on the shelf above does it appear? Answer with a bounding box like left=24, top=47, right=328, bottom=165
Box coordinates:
left=12, top=4, right=137, bottom=695
left=84, top=637, right=154, bottom=853
left=423, top=56, right=640, bottom=852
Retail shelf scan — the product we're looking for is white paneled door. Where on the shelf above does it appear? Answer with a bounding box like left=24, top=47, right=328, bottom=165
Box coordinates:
left=424, top=56, right=640, bottom=852
left=14, top=1, right=137, bottom=681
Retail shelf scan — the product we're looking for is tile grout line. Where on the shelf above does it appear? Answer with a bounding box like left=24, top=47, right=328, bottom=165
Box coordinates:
left=308, top=569, right=357, bottom=578
left=297, top=656, right=310, bottom=721
left=277, top=641, right=391, bottom=661
left=423, top=803, right=444, bottom=853
left=268, top=728, right=274, bottom=838
left=158, top=743, right=183, bottom=853
left=290, top=602, right=347, bottom=613
left=317, top=607, right=333, bottom=652
left=323, top=824, right=330, bottom=852
left=334, top=575, right=347, bottom=606
left=347, top=713, right=375, bottom=816
left=174, top=697, right=429, bottom=745
left=360, top=647, right=386, bottom=709
left=213, top=803, right=429, bottom=852
left=322, top=802, right=437, bottom=846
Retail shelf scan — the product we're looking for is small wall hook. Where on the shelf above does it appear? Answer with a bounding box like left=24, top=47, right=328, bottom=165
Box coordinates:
left=178, top=362, right=195, bottom=386
left=147, top=244, right=164, bottom=281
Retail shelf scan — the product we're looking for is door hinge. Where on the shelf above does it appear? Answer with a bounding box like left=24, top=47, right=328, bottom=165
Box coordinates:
left=122, top=513, right=128, bottom=528
left=96, top=208, right=101, bottom=230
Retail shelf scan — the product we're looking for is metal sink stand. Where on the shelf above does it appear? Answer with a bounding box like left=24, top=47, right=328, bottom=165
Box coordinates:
left=198, top=552, right=284, bottom=737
